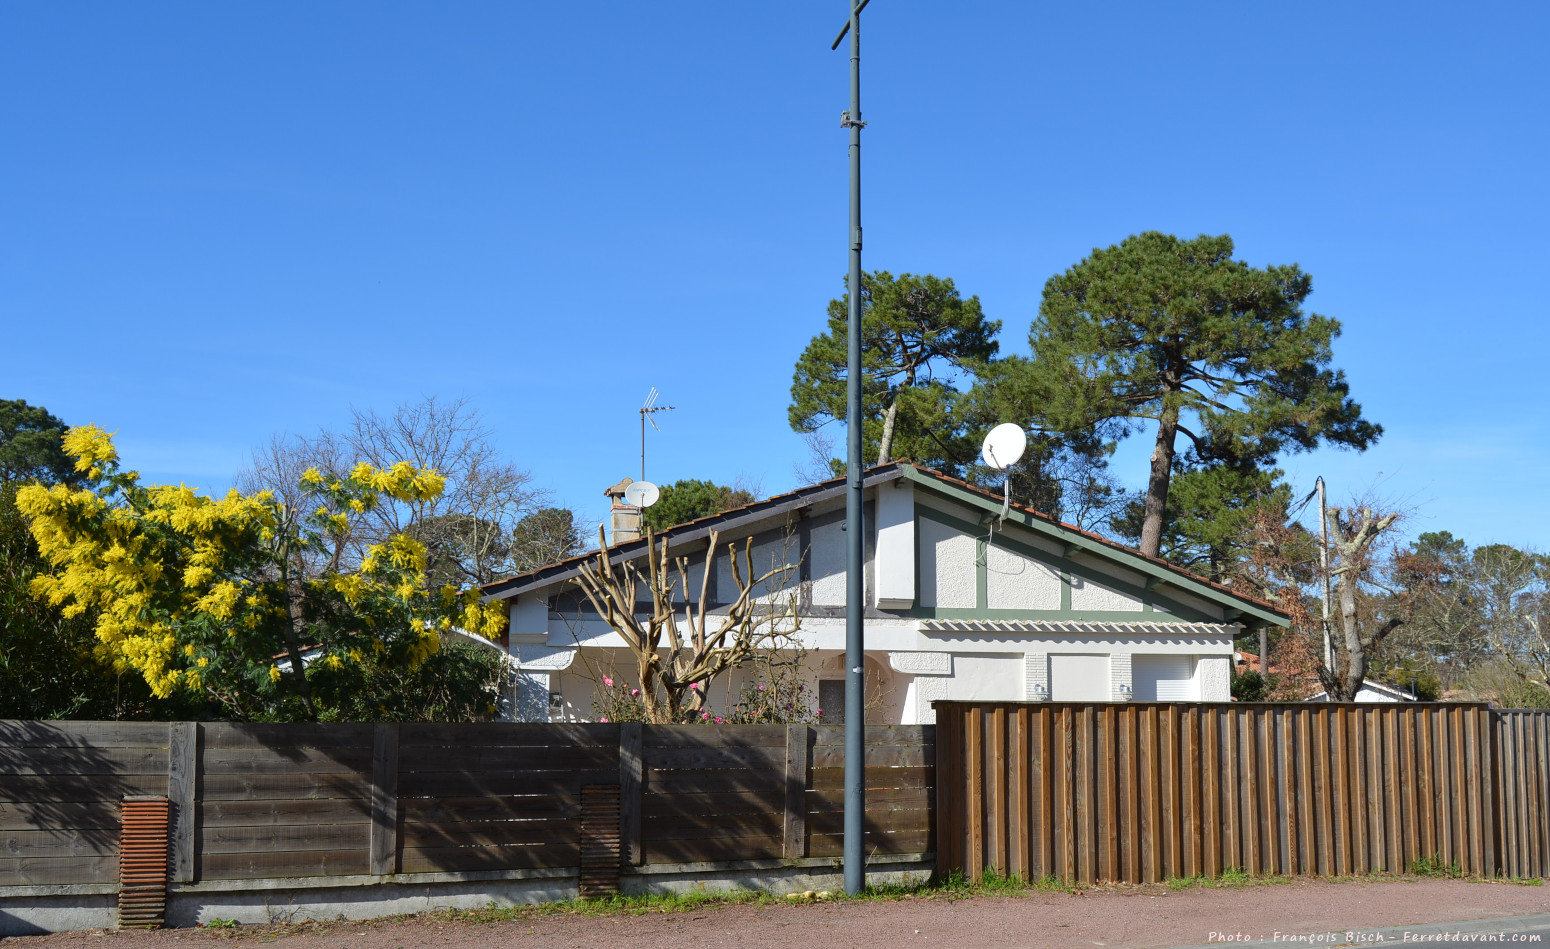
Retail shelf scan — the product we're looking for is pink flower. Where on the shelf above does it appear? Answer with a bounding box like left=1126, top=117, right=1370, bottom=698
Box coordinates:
left=600, top=716, right=609, bottom=723
left=817, top=709, right=824, bottom=716
left=690, top=682, right=700, bottom=691
left=714, top=716, right=724, bottom=724
left=630, top=688, right=640, bottom=697
left=602, top=676, right=613, bottom=687
left=757, top=684, right=765, bottom=691
left=701, top=712, right=710, bottom=720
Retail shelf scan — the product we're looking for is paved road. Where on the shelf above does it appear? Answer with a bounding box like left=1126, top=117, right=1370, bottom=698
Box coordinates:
left=1172, top=913, right=1550, bottom=949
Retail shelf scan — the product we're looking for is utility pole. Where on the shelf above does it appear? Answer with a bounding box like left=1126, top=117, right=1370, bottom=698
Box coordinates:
left=1317, top=476, right=1333, bottom=671
left=831, top=0, right=870, bottom=897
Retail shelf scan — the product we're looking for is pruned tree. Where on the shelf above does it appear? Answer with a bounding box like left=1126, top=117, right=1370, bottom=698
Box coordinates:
left=1321, top=503, right=1405, bottom=700
left=572, top=526, right=800, bottom=724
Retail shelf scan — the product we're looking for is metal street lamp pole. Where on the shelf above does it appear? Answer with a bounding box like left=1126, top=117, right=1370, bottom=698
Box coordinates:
left=831, top=0, right=870, bottom=897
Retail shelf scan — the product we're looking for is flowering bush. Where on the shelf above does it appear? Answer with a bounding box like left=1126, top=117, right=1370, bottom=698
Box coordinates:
left=15, top=426, right=507, bottom=721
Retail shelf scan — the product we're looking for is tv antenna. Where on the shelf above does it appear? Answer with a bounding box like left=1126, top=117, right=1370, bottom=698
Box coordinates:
left=980, top=423, right=1027, bottom=524
left=639, top=387, right=675, bottom=482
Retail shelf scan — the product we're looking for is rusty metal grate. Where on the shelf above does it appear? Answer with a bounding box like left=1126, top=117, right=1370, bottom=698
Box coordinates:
left=578, top=784, right=621, bottom=898
left=119, top=796, right=169, bottom=929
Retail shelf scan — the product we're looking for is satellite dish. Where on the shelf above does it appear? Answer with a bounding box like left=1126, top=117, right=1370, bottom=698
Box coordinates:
left=623, top=480, right=660, bottom=508
left=980, top=423, right=1027, bottom=471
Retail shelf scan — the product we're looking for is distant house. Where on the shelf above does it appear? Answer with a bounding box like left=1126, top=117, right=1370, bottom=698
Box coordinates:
left=1309, top=679, right=1417, bottom=703
left=480, top=463, right=1290, bottom=723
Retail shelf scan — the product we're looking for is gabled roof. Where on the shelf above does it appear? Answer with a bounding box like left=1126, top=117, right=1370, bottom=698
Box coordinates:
left=481, top=463, right=1291, bottom=627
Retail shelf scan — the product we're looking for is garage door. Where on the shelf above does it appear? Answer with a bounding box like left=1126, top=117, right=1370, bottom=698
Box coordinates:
left=1049, top=654, right=1110, bottom=701
left=1132, top=655, right=1196, bottom=701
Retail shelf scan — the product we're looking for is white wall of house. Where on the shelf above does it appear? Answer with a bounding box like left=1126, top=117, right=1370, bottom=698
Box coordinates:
left=493, top=473, right=1273, bottom=723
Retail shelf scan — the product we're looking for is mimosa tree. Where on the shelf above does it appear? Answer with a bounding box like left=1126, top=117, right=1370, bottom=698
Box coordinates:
left=16, top=426, right=506, bottom=721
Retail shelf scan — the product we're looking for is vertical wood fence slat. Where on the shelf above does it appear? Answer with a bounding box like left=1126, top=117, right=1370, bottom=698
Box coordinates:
left=780, top=724, right=805, bottom=860
left=368, top=723, right=398, bottom=877
left=968, top=705, right=985, bottom=881
left=1013, top=706, right=1031, bottom=880
left=989, top=705, right=1007, bottom=874
left=620, top=722, right=645, bottom=865
left=167, top=722, right=197, bottom=884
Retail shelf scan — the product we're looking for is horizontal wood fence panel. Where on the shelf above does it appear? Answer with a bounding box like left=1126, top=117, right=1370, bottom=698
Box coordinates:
left=644, top=766, right=785, bottom=795
left=0, top=746, right=169, bottom=776
left=0, top=721, right=171, bottom=747
left=201, top=849, right=368, bottom=881
left=398, top=723, right=617, bottom=746
left=641, top=790, right=782, bottom=820
left=808, top=786, right=932, bottom=812
left=398, top=768, right=616, bottom=798
left=401, top=820, right=576, bottom=849
left=809, top=827, right=933, bottom=857
left=0, top=829, right=120, bottom=858
left=643, top=811, right=785, bottom=841
left=200, top=823, right=370, bottom=855
left=810, top=742, right=935, bottom=769
left=200, top=747, right=372, bottom=775
left=0, top=801, right=121, bottom=831
left=0, top=855, right=117, bottom=885
left=400, top=744, right=616, bottom=773
left=810, top=766, right=934, bottom=790
left=2, top=720, right=936, bottom=887
left=202, top=723, right=375, bottom=748
left=647, top=834, right=783, bottom=864
left=644, top=745, right=787, bottom=771
left=400, top=795, right=577, bottom=824
left=199, top=799, right=371, bottom=827
left=0, top=774, right=168, bottom=803
left=399, top=843, right=580, bottom=874
left=200, top=772, right=370, bottom=802
left=644, top=727, right=788, bottom=748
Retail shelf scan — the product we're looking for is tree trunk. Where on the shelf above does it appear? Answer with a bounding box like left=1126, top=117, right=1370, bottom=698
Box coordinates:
left=876, top=397, right=899, bottom=465
left=1139, top=401, right=1179, bottom=559
left=1336, top=565, right=1365, bottom=701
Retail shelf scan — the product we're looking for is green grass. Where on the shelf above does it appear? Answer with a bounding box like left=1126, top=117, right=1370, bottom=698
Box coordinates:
left=1166, top=868, right=1293, bottom=890
left=1408, top=855, right=1464, bottom=878
left=202, top=918, right=239, bottom=929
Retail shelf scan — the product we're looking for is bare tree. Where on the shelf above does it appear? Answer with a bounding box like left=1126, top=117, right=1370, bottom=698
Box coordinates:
left=238, top=396, right=548, bottom=586
left=1320, top=503, right=1405, bottom=700
left=572, top=526, right=801, bottom=723
left=1467, top=545, right=1550, bottom=689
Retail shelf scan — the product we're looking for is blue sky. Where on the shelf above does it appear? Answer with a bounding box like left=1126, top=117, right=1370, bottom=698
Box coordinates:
left=3, top=1, right=1546, bottom=552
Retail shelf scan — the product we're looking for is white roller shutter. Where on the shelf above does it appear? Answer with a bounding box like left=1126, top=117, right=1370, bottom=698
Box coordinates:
left=1132, top=655, right=1196, bottom=701
left=1049, top=654, right=1110, bottom=702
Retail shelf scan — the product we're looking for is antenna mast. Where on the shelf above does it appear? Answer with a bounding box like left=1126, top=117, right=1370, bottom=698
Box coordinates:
left=638, top=387, right=676, bottom=483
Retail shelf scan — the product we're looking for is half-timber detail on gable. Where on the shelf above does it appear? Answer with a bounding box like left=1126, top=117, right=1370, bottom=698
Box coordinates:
left=481, top=463, right=1289, bottom=723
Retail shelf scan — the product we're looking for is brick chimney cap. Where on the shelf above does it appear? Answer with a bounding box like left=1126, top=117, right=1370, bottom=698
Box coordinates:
left=604, top=477, right=634, bottom=499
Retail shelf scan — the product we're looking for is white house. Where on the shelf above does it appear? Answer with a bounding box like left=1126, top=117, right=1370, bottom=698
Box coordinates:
left=479, top=463, right=1290, bottom=723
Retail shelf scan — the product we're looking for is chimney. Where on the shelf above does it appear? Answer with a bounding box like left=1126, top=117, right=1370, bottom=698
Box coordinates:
left=604, top=477, right=641, bottom=544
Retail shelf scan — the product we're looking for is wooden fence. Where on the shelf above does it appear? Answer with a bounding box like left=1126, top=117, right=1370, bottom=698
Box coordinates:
left=0, top=721, right=934, bottom=889
left=935, top=702, right=1550, bottom=884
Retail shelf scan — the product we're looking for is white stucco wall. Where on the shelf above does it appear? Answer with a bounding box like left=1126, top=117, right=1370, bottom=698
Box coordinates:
left=1069, top=575, right=1142, bottom=612
left=919, top=518, right=977, bottom=609
left=985, top=543, right=1061, bottom=610
left=809, top=521, right=845, bottom=607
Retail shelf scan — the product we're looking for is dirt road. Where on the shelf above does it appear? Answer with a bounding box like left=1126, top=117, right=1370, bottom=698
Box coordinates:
left=9, top=879, right=1550, bottom=949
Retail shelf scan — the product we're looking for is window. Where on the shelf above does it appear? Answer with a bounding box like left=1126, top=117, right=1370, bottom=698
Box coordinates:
left=1132, top=655, right=1196, bottom=701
